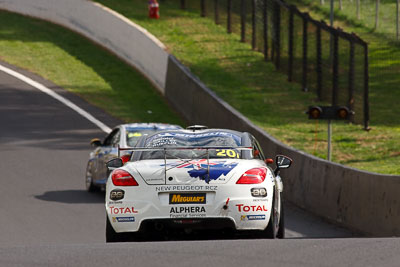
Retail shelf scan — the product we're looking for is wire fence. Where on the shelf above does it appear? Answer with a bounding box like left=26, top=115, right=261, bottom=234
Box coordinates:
left=294, top=0, right=400, bottom=41
left=175, top=0, right=369, bottom=129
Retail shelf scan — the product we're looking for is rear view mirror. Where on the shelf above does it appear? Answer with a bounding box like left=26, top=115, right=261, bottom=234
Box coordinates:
left=90, top=138, right=102, bottom=147
left=276, top=155, right=292, bottom=169
left=106, top=158, right=123, bottom=170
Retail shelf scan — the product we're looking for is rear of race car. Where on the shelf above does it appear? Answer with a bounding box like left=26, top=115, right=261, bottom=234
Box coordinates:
left=105, top=158, right=280, bottom=239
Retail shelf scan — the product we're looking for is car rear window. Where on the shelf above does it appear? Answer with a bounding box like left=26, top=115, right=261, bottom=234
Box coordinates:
left=126, top=129, right=157, bottom=147
left=126, top=126, right=181, bottom=147
left=141, top=131, right=242, bottom=160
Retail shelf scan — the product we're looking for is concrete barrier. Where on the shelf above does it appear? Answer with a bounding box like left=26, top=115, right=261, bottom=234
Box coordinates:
left=2, top=0, right=400, bottom=236
left=165, top=55, right=400, bottom=236
left=0, top=0, right=168, bottom=93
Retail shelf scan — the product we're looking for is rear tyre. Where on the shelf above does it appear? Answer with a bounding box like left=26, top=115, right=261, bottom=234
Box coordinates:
left=85, top=162, right=99, bottom=193
left=264, top=193, right=280, bottom=239
left=277, top=194, right=285, bottom=239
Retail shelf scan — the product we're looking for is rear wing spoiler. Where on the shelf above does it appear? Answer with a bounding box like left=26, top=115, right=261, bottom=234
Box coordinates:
left=117, top=145, right=253, bottom=157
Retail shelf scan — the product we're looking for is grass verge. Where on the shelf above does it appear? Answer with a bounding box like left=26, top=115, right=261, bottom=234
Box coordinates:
left=0, top=10, right=182, bottom=125
left=94, top=0, right=400, bottom=174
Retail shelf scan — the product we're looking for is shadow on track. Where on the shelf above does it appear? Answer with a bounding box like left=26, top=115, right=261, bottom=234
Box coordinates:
left=35, top=190, right=104, bottom=204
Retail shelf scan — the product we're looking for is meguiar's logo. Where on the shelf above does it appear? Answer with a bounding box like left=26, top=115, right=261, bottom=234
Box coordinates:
left=169, top=193, right=206, bottom=204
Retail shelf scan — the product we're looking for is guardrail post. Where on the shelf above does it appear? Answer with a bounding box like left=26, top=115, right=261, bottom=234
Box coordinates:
left=332, top=31, right=339, bottom=105
left=302, top=15, right=308, bottom=91
left=363, top=44, right=370, bottom=130
left=348, top=39, right=355, bottom=123
left=215, top=0, right=220, bottom=24
left=241, top=0, right=247, bottom=42
left=316, top=25, right=322, bottom=100
left=272, top=2, right=281, bottom=68
left=227, top=0, right=232, bottom=33
left=263, top=0, right=269, bottom=60
left=288, top=8, right=294, bottom=81
left=252, top=0, right=257, bottom=50
left=201, top=0, right=206, bottom=17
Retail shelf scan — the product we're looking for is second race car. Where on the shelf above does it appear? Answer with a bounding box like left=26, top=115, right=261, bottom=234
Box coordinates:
left=85, top=123, right=182, bottom=192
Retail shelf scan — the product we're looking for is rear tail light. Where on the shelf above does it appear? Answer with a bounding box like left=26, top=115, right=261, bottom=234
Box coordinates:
left=112, top=169, right=138, bottom=186
left=236, top=168, right=267, bottom=184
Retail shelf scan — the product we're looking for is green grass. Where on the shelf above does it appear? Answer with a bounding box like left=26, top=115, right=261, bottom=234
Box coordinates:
left=291, top=0, right=400, bottom=41
left=0, top=2, right=399, bottom=174
left=93, top=0, right=400, bottom=174
left=0, top=11, right=183, bottom=125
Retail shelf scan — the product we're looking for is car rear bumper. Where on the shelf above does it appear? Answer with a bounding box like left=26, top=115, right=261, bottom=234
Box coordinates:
left=106, top=184, right=273, bottom=233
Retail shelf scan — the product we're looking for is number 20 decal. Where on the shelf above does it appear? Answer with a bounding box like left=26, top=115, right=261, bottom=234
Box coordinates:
left=216, top=149, right=239, bottom=158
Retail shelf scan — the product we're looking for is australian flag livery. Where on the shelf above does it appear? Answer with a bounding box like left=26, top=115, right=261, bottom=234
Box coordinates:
left=162, top=159, right=238, bottom=183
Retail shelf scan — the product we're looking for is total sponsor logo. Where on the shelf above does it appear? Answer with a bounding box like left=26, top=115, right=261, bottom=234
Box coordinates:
left=170, top=206, right=206, bottom=218
left=240, top=215, right=266, bottom=221
left=112, top=217, right=135, bottom=223
left=236, top=204, right=268, bottom=212
left=109, top=206, right=138, bottom=215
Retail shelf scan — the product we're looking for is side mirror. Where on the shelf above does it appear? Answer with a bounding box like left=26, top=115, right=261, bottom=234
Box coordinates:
left=90, top=138, right=102, bottom=147
left=274, top=155, right=292, bottom=176
left=106, top=158, right=123, bottom=170
left=276, top=155, right=292, bottom=169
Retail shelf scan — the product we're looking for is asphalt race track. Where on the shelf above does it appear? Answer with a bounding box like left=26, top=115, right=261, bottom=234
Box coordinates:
left=1, top=62, right=400, bottom=266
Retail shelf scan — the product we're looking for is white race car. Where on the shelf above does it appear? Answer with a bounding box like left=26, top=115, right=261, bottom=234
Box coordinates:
left=105, top=127, right=292, bottom=242
left=86, top=123, right=182, bottom=192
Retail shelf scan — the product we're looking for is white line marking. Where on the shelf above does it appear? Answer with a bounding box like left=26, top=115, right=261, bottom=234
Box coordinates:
left=0, top=64, right=112, bottom=133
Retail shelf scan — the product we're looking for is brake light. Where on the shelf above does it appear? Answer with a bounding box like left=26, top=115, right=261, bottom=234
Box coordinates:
left=111, top=169, right=138, bottom=186
left=236, top=168, right=267, bottom=184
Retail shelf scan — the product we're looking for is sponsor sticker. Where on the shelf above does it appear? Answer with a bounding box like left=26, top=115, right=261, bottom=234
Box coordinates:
left=236, top=204, right=268, bottom=212
left=108, top=201, right=123, bottom=205
left=170, top=206, right=206, bottom=218
left=169, top=193, right=206, bottom=204
left=110, top=189, right=125, bottom=201
left=109, top=206, right=138, bottom=215
left=251, top=187, right=267, bottom=198
left=240, top=215, right=266, bottom=221
left=112, top=217, right=135, bottom=223
left=252, top=199, right=268, bottom=202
